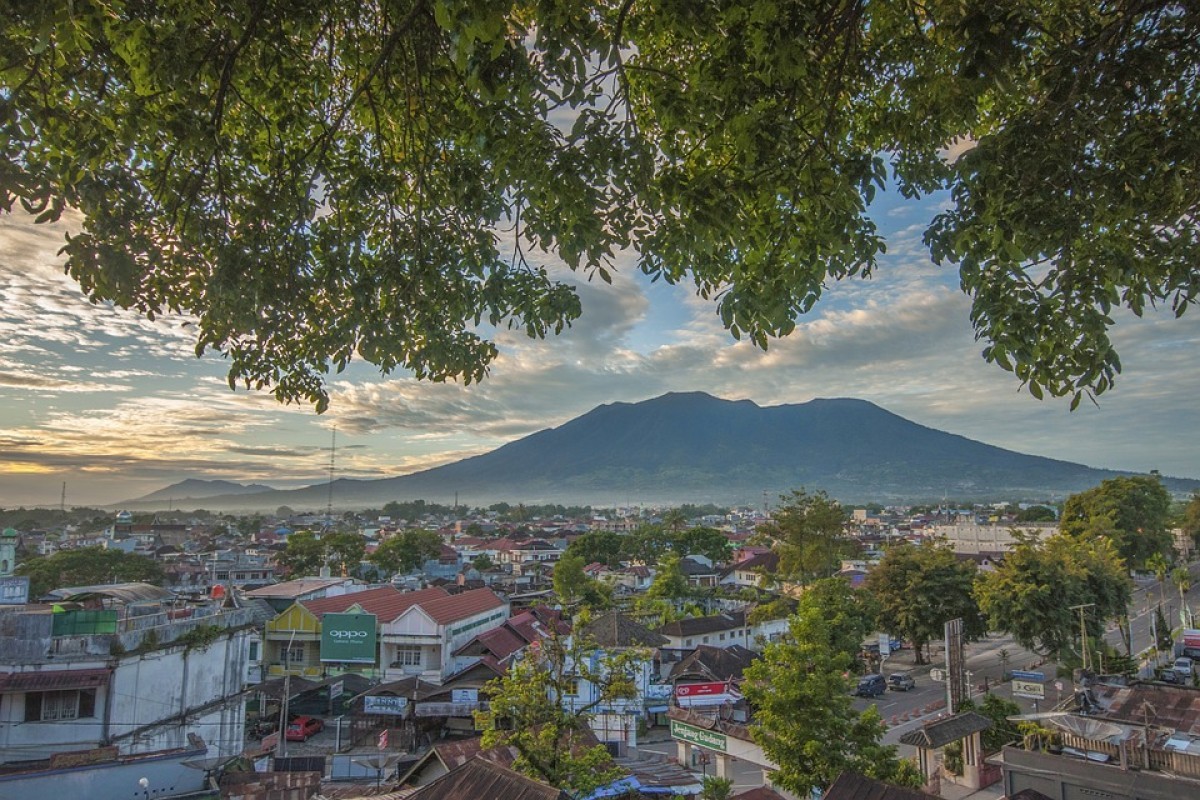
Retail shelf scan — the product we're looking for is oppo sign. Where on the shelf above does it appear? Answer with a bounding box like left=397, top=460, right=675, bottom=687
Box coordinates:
left=320, top=612, right=378, bottom=664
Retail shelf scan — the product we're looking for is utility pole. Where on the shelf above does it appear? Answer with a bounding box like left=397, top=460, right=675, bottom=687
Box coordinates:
left=1072, top=603, right=1096, bottom=671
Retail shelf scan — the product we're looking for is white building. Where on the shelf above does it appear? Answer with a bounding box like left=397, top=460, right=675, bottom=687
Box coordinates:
left=927, top=521, right=1058, bottom=554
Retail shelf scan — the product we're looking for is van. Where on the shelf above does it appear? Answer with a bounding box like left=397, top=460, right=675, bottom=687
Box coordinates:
left=855, top=674, right=886, bottom=697
left=1173, top=657, right=1194, bottom=678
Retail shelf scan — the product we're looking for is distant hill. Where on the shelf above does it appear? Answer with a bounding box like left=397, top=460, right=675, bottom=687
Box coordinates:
left=117, top=393, right=1199, bottom=511
left=125, top=479, right=278, bottom=506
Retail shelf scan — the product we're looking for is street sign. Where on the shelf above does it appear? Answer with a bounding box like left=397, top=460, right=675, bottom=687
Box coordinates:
left=1012, top=679, right=1045, bottom=699
left=1011, top=670, right=1045, bottom=682
left=929, top=668, right=945, bottom=682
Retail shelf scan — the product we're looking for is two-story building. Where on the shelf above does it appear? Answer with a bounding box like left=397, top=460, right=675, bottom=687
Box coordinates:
left=0, top=582, right=255, bottom=800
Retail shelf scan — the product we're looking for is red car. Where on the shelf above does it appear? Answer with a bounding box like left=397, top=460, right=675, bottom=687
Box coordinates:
left=285, top=715, right=324, bottom=741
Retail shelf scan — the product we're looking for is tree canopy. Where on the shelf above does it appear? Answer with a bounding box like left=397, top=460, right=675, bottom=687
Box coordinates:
left=975, top=532, right=1131, bottom=657
left=865, top=542, right=985, bottom=664
left=761, top=489, right=849, bottom=588
left=1060, top=476, right=1173, bottom=569
left=17, top=546, right=164, bottom=598
left=4, top=2, right=1197, bottom=409
left=369, top=529, right=442, bottom=575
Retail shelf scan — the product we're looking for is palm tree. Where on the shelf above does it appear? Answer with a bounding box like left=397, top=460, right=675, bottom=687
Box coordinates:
left=1148, top=552, right=1170, bottom=610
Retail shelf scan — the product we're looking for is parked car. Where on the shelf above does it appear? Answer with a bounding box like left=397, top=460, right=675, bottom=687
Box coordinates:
left=888, top=672, right=916, bottom=691
left=1173, top=657, right=1194, bottom=678
left=855, top=674, right=886, bottom=697
left=285, top=715, right=324, bottom=741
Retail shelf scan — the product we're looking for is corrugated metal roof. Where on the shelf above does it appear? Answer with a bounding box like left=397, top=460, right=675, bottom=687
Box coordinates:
left=821, top=772, right=941, bottom=800
left=408, top=757, right=567, bottom=800
left=0, top=667, right=111, bottom=693
left=898, top=711, right=992, bottom=749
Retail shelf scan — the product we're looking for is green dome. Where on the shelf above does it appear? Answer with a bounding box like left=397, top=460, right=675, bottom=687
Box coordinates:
left=1, top=528, right=16, bottom=538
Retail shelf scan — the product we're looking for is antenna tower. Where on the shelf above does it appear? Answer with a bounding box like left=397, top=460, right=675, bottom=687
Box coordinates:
left=60, top=482, right=66, bottom=513
left=326, top=427, right=337, bottom=524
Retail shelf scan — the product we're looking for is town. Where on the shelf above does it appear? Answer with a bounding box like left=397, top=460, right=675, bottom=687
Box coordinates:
left=1, top=478, right=1198, bottom=800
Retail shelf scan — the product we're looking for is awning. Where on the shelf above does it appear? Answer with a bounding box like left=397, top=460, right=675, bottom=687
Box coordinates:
left=0, top=668, right=111, bottom=693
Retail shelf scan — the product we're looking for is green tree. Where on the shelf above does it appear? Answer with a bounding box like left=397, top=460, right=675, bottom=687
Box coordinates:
left=975, top=533, right=1131, bottom=658
left=743, top=604, right=921, bottom=797
left=17, top=547, right=164, bottom=598
left=1172, top=566, right=1193, bottom=628
left=700, top=776, right=733, bottom=800
left=1181, top=493, right=1200, bottom=554
left=1060, top=476, right=1173, bottom=570
left=660, top=508, right=689, bottom=532
left=866, top=542, right=985, bottom=664
left=797, top=577, right=880, bottom=663
left=623, top=524, right=673, bottom=566
left=275, top=530, right=325, bottom=578
left=644, top=551, right=690, bottom=602
left=673, top=526, right=733, bottom=565
left=1148, top=552, right=1172, bottom=610
left=323, top=531, right=367, bottom=577
left=369, top=530, right=442, bottom=575
left=565, top=531, right=625, bottom=568
left=472, top=553, right=495, bottom=571
left=482, top=631, right=639, bottom=795
left=7, top=3, right=1196, bottom=410
left=762, top=489, right=848, bottom=589
left=1015, top=506, right=1057, bottom=523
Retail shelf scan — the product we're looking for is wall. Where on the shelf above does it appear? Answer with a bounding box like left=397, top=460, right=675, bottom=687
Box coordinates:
left=0, top=741, right=208, bottom=800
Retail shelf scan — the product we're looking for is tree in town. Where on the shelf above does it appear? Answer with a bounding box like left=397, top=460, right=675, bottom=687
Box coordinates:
left=660, top=508, right=689, bottom=532
left=1148, top=552, right=1172, bottom=610
left=1181, top=493, right=1200, bottom=553
left=323, top=531, right=367, bottom=577
left=1015, top=506, right=1057, bottom=523
left=1060, top=476, right=1173, bottom=570
left=6, top=3, right=1197, bottom=410
left=797, top=577, right=880, bottom=663
left=17, top=546, right=164, bottom=599
left=761, top=489, right=849, bottom=589
left=482, top=631, right=640, bottom=795
left=369, top=530, right=442, bottom=576
left=743, top=604, right=922, bottom=796
left=551, top=553, right=611, bottom=611
left=700, top=776, right=733, bottom=800
left=565, top=531, right=625, bottom=568
left=274, top=530, right=325, bottom=578
left=1154, top=605, right=1174, bottom=656
left=1172, top=566, right=1193, bottom=628
left=975, top=533, right=1131, bottom=658
left=672, top=526, right=733, bottom=565
left=472, top=553, right=495, bottom=572
left=866, top=542, right=985, bottom=664
left=623, top=524, right=674, bottom=566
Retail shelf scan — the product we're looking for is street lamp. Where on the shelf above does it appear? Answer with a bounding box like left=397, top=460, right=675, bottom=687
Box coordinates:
left=137, top=777, right=150, bottom=799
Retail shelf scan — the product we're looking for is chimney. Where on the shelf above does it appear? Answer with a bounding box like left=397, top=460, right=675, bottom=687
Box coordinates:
left=456, top=571, right=466, bottom=586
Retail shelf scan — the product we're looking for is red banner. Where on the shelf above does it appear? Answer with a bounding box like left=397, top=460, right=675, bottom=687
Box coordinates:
left=675, top=682, right=727, bottom=698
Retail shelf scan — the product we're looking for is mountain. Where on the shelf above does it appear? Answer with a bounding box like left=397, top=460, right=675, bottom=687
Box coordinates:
left=125, top=479, right=278, bottom=506
left=117, top=393, right=1199, bottom=511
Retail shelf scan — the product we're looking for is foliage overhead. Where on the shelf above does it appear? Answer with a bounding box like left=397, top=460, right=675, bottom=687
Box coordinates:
left=975, top=532, right=1131, bottom=656
left=3, top=2, right=1198, bottom=409
left=743, top=604, right=921, bottom=796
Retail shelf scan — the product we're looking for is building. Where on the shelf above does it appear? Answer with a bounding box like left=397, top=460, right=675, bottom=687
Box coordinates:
left=927, top=520, right=1057, bottom=555
left=0, top=582, right=255, bottom=799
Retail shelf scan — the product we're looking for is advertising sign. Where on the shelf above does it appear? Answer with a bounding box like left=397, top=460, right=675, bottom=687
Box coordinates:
left=1011, top=670, right=1046, bottom=699
left=878, top=633, right=891, bottom=658
left=363, top=695, right=408, bottom=715
left=320, top=613, right=377, bottom=664
left=0, top=576, right=30, bottom=605
left=675, top=681, right=737, bottom=708
left=451, top=688, right=478, bottom=704
left=329, top=680, right=344, bottom=700
left=1183, top=629, right=1200, bottom=648
left=670, top=719, right=727, bottom=752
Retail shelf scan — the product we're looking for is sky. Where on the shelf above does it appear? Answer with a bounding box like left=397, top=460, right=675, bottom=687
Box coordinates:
left=1, top=186, right=1198, bottom=509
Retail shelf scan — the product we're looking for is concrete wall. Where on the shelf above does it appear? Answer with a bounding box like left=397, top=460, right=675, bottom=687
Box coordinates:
left=1002, top=745, right=1200, bottom=800
left=0, top=742, right=209, bottom=800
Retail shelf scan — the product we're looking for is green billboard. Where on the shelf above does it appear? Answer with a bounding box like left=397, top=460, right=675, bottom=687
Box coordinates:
left=320, top=612, right=378, bottom=664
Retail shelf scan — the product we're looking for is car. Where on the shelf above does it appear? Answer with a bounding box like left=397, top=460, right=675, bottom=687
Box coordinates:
left=1173, top=657, right=1195, bottom=678
left=285, top=715, right=324, bottom=741
left=888, top=672, right=916, bottom=691
left=855, top=674, right=886, bottom=697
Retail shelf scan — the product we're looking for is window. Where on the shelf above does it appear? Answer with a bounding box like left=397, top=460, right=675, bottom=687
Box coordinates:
left=719, top=633, right=726, bottom=641
left=564, top=676, right=581, bottom=696
left=248, top=642, right=259, bottom=661
left=392, top=646, right=422, bottom=667
left=685, top=639, right=693, bottom=647
left=282, top=645, right=305, bottom=665
left=26, top=689, right=96, bottom=722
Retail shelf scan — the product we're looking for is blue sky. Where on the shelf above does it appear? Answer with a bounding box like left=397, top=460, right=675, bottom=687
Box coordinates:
left=1, top=185, right=1197, bottom=508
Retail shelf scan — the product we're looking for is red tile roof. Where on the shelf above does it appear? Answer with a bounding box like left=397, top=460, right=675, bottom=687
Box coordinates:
left=299, top=585, right=449, bottom=622
left=417, top=587, right=506, bottom=624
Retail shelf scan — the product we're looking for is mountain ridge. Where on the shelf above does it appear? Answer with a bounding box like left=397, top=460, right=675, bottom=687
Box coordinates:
left=114, top=393, right=1198, bottom=511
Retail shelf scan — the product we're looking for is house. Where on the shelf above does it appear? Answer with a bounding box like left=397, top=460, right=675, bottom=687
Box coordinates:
left=408, top=751, right=569, bottom=800
left=0, top=583, right=255, bottom=800
left=244, top=576, right=364, bottom=614
left=381, top=587, right=509, bottom=682
left=453, top=606, right=569, bottom=668
left=568, top=611, right=672, bottom=750
left=720, top=551, right=780, bottom=589
left=263, top=585, right=450, bottom=679
left=678, top=557, right=720, bottom=588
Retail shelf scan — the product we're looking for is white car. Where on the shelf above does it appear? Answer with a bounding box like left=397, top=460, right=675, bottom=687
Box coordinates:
left=1173, top=657, right=1194, bottom=678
